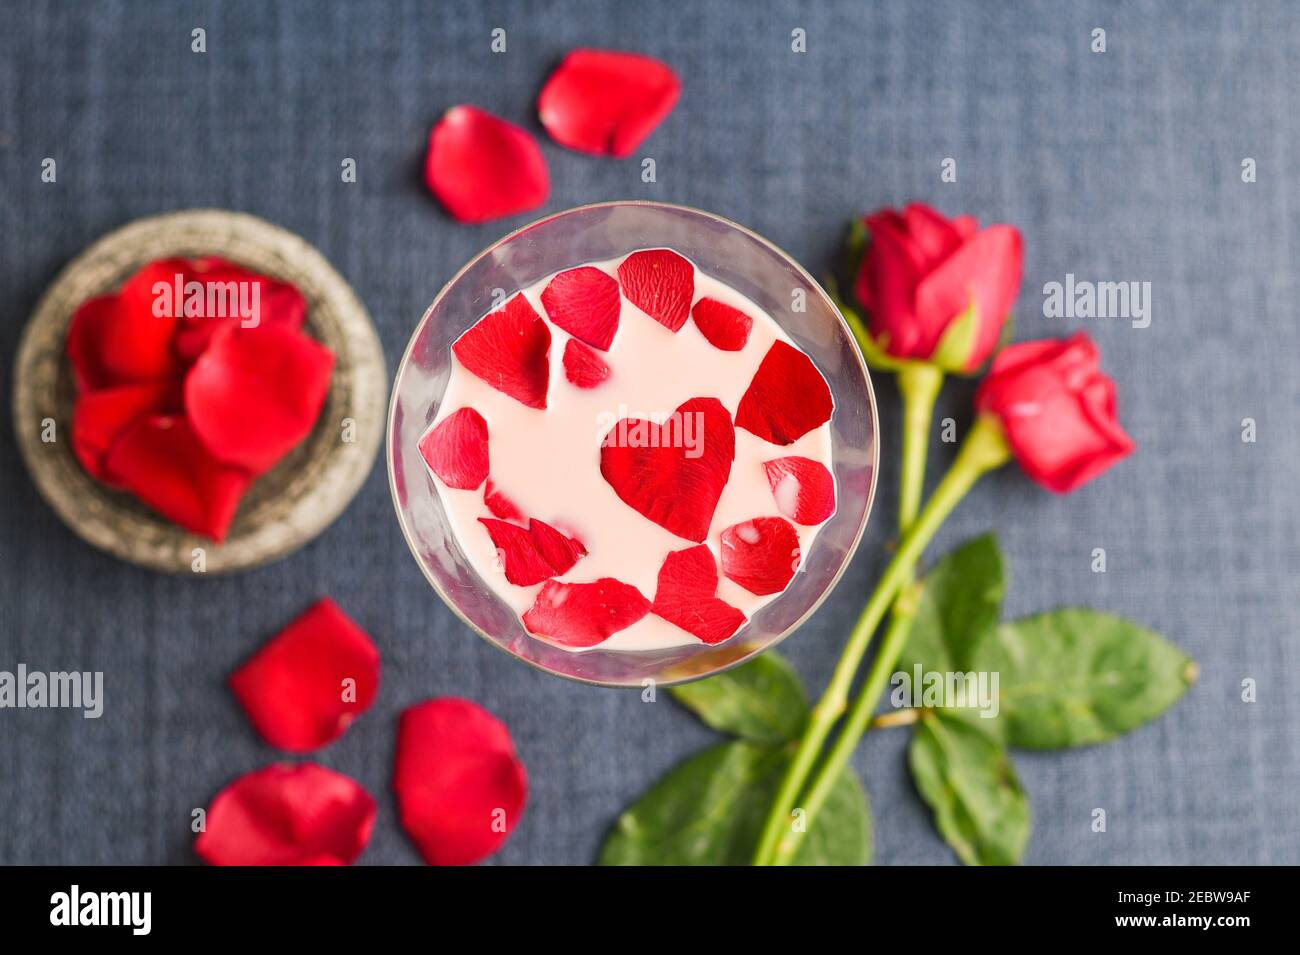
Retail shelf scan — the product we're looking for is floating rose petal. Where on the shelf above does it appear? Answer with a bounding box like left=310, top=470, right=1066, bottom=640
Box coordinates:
left=690, top=298, right=753, bottom=351
left=452, top=294, right=551, bottom=409
left=538, top=49, right=680, bottom=157
left=762, top=456, right=837, bottom=525
left=562, top=338, right=611, bottom=389
left=719, top=516, right=802, bottom=595
left=184, top=324, right=334, bottom=474
left=599, top=396, right=734, bottom=542
left=195, top=763, right=376, bottom=866
left=484, top=479, right=525, bottom=521
left=393, top=698, right=528, bottom=866
left=71, top=381, right=178, bottom=483
left=617, top=249, right=694, bottom=332
left=735, top=340, right=834, bottom=445
left=424, top=105, right=549, bottom=224
left=522, top=578, right=652, bottom=648
left=541, top=266, right=621, bottom=350
left=228, top=598, right=381, bottom=753
left=419, top=408, right=490, bottom=490
left=479, top=517, right=585, bottom=586
left=651, top=545, right=746, bottom=644
left=104, top=414, right=250, bottom=542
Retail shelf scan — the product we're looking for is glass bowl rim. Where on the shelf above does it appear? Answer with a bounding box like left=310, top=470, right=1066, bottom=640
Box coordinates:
left=386, top=199, right=880, bottom=688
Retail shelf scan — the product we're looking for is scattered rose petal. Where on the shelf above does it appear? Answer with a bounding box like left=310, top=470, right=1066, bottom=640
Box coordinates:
left=522, top=578, right=652, bottom=648
left=541, top=266, right=621, bottom=350
left=651, top=545, right=747, bottom=644
left=71, top=381, right=178, bottom=483
left=562, top=338, right=611, bottom=389
left=228, top=598, right=381, bottom=753
left=763, top=456, right=837, bottom=525
left=66, top=291, right=178, bottom=390
left=419, top=408, right=490, bottom=490
left=719, top=516, right=802, bottom=595
left=735, top=340, right=834, bottom=445
left=394, top=698, right=528, bottom=866
left=185, top=323, right=335, bottom=474
left=484, top=479, right=525, bottom=520
left=104, top=414, right=250, bottom=542
left=195, top=763, right=376, bottom=866
left=452, top=294, right=551, bottom=409
left=479, top=517, right=586, bottom=586
left=424, top=105, right=549, bottom=224
left=538, top=49, right=681, bottom=157
left=690, top=298, right=753, bottom=351
left=617, top=249, right=694, bottom=332
left=599, top=396, right=734, bottom=542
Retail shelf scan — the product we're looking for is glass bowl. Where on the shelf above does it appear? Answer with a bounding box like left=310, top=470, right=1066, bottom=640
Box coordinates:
left=388, top=201, right=878, bottom=687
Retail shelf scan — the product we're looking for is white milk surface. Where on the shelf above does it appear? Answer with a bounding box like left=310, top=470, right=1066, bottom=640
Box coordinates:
left=425, top=252, right=835, bottom=652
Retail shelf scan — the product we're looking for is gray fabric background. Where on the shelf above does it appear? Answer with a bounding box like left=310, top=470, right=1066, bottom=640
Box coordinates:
left=1, top=0, right=1297, bottom=865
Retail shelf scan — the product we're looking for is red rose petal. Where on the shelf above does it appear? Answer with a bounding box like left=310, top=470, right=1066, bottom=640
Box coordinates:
left=538, top=49, right=681, bottom=157
left=522, top=578, right=652, bottom=648
left=419, top=407, right=490, bottom=490
left=719, top=516, right=802, bottom=595
left=651, top=545, right=747, bottom=644
left=452, top=294, right=551, bottom=410
left=228, top=598, right=381, bottom=753
left=762, top=456, right=837, bottom=525
left=484, top=479, right=525, bottom=520
left=66, top=291, right=178, bottom=390
left=195, top=763, right=376, bottom=866
left=184, top=324, right=334, bottom=474
left=690, top=298, right=753, bottom=351
left=599, top=396, right=734, bottom=542
left=735, top=341, right=834, bottom=445
left=541, top=266, right=621, bottom=350
left=394, top=698, right=528, bottom=866
left=424, top=105, right=549, bottom=224
left=562, top=338, right=611, bottom=389
left=479, top=517, right=585, bottom=586
left=617, top=249, right=694, bottom=332
left=71, top=381, right=177, bottom=483
left=170, top=258, right=308, bottom=361
left=104, top=414, right=250, bottom=542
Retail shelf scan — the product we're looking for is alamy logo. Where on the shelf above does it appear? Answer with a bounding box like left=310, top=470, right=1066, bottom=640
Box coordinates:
left=890, top=665, right=1000, bottom=718
left=596, top=406, right=705, bottom=459
left=1042, top=273, right=1151, bottom=328
left=152, top=273, right=261, bottom=327
left=0, top=664, right=103, bottom=718
left=50, top=885, right=151, bottom=935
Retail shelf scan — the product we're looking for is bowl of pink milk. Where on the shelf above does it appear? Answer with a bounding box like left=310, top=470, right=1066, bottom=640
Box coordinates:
left=388, top=201, right=878, bottom=687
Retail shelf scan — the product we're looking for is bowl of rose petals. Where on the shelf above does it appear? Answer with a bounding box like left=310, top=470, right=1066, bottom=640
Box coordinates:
left=12, top=209, right=386, bottom=573
left=389, top=201, right=879, bottom=686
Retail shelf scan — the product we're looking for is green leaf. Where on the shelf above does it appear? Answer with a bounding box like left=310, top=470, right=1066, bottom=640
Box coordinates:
left=670, top=653, right=808, bottom=744
left=909, top=710, right=1030, bottom=865
left=899, top=533, right=1006, bottom=675
left=599, top=741, right=871, bottom=866
left=971, top=608, right=1196, bottom=749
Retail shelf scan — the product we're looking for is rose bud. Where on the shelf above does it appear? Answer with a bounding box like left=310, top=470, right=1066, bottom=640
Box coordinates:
left=854, top=203, right=1022, bottom=372
left=975, top=333, right=1135, bottom=493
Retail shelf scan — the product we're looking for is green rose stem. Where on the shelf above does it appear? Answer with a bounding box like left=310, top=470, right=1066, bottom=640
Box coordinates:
left=751, top=414, right=1011, bottom=865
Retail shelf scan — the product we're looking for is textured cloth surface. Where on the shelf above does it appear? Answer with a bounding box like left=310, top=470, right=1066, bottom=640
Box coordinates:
left=1, top=0, right=1297, bottom=865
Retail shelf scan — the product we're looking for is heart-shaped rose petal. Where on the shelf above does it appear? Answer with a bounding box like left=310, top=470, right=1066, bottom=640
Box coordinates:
left=599, top=396, right=734, bottom=542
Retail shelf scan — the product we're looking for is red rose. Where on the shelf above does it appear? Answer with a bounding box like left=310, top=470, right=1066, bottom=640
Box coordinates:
left=854, top=203, right=1022, bottom=372
left=975, top=333, right=1135, bottom=493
